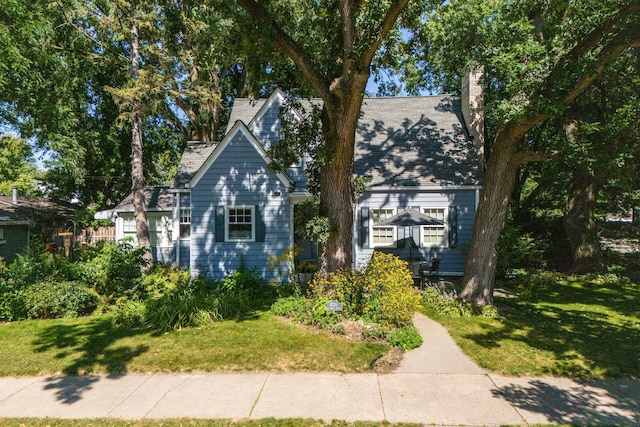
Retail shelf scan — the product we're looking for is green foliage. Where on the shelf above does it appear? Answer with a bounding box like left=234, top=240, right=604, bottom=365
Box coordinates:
left=0, top=136, right=41, bottom=196
left=140, top=277, right=223, bottom=332
left=388, top=326, right=423, bottom=351
left=310, top=268, right=364, bottom=319
left=423, top=285, right=499, bottom=318
left=309, top=252, right=421, bottom=327
left=8, top=243, right=58, bottom=288
left=362, top=252, right=422, bottom=326
left=272, top=252, right=423, bottom=349
left=22, top=281, right=100, bottom=319
left=496, top=223, right=549, bottom=276
left=113, top=267, right=271, bottom=332
left=142, top=263, right=191, bottom=299
left=111, top=299, right=147, bottom=330
left=88, top=240, right=149, bottom=302
left=270, top=296, right=342, bottom=327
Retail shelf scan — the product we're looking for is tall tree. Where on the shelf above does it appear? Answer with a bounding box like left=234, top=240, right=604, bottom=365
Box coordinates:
left=0, top=136, right=40, bottom=197
left=409, top=0, right=640, bottom=305
left=237, top=0, right=416, bottom=273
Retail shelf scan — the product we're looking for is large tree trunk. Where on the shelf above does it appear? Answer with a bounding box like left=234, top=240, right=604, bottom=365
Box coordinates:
left=564, top=172, right=604, bottom=273
left=129, top=9, right=153, bottom=267
left=318, top=79, right=367, bottom=273
left=460, top=126, right=532, bottom=306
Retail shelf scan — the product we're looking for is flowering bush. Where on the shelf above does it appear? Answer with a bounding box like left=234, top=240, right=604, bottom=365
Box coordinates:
left=362, top=252, right=422, bottom=326
left=307, top=251, right=421, bottom=327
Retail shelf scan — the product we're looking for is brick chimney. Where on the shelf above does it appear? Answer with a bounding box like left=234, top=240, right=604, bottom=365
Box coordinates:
left=461, top=65, right=485, bottom=162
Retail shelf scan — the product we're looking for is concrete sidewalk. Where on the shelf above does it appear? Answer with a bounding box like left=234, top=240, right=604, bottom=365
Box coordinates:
left=0, top=314, right=638, bottom=426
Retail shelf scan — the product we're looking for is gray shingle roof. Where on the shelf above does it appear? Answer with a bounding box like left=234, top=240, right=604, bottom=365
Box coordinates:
left=226, top=98, right=263, bottom=134
left=197, top=92, right=482, bottom=191
left=355, top=96, right=482, bottom=187
left=113, top=187, right=173, bottom=212
left=171, top=141, right=218, bottom=189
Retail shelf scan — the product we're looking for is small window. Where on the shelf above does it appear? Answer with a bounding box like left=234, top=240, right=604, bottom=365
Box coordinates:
left=371, top=208, right=396, bottom=247
left=226, top=207, right=254, bottom=241
left=180, top=208, right=191, bottom=240
left=122, top=217, right=136, bottom=233
left=422, top=207, right=447, bottom=246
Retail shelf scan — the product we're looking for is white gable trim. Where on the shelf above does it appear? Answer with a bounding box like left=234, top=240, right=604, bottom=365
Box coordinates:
left=247, top=88, right=288, bottom=131
left=189, top=120, right=293, bottom=189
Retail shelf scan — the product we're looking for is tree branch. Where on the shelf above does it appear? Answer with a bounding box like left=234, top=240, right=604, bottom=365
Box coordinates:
left=513, top=150, right=558, bottom=164
left=237, top=0, right=331, bottom=100
left=541, top=2, right=640, bottom=103
left=360, top=0, right=409, bottom=67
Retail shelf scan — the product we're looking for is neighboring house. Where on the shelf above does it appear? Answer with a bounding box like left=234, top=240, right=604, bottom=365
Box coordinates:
left=95, top=186, right=175, bottom=263
left=100, top=69, right=484, bottom=279
left=0, top=208, right=30, bottom=264
left=0, top=189, right=78, bottom=262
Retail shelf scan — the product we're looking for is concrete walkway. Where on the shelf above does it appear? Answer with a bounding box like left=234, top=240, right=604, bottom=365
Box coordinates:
left=0, top=313, right=638, bottom=426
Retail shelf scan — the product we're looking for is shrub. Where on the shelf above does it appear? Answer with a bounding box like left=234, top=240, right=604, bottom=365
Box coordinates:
left=88, top=240, right=149, bottom=301
left=8, top=242, right=57, bottom=288
left=218, top=266, right=270, bottom=300
left=362, top=252, right=422, bottom=326
left=308, top=252, right=421, bottom=327
left=114, top=268, right=270, bottom=332
left=23, top=281, right=100, bottom=319
left=309, top=268, right=364, bottom=318
left=111, top=299, right=147, bottom=329
left=143, top=263, right=190, bottom=299
left=388, top=326, right=423, bottom=350
left=142, top=277, right=223, bottom=332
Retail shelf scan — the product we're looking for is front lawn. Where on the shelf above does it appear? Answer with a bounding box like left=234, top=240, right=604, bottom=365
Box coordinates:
left=424, top=271, right=640, bottom=379
left=0, top=311, right=388, bottom=376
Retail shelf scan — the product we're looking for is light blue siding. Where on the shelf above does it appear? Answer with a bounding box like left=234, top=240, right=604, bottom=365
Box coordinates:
left=355, top=189, right=477, bottom=275
left=250, top=97, right=282, bottom=147
left=190, top=130, right=291, bottom=281
left=178, top=241, right=190, bottom=268
left=154, top=247, right=174, bottom=264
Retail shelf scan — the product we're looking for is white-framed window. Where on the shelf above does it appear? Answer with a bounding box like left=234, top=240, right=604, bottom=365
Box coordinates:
left=371, top=208, right=396, bottom=247
left=122, top=216, right=136, bottom=233
left=179, top=208, right=191, bottom=240
left=422, top=207, right=447, bottom=246
left=226, top=206, right=255, bottom=241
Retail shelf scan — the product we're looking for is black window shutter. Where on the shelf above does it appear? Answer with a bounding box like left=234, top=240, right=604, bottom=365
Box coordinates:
left=360, top=207, right=369, bottom=248
left=448, top=206, right=458, bottom=247
left=215, top=206, right=225, bottom=242
left=255, top=205, right=265, bottom=242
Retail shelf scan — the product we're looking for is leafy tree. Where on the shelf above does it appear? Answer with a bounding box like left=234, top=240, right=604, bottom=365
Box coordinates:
left=512, top=50, right=640, bottom=273
left=408, top=0, right=640, bottom=305
left=0, top=136, right=40, bottom=197
left=237, top=0, right=419, bottom=273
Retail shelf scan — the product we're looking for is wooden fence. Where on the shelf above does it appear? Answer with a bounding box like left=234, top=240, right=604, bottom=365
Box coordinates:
left=77, top=226, right=116, bottom=245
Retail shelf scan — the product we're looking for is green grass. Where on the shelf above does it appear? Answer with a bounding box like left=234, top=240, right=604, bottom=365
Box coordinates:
left=0, top=311, right=388, bottom=376
left=424, top=272, right=640, bottom=379
left=0, top=419, right=421, bottom=427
